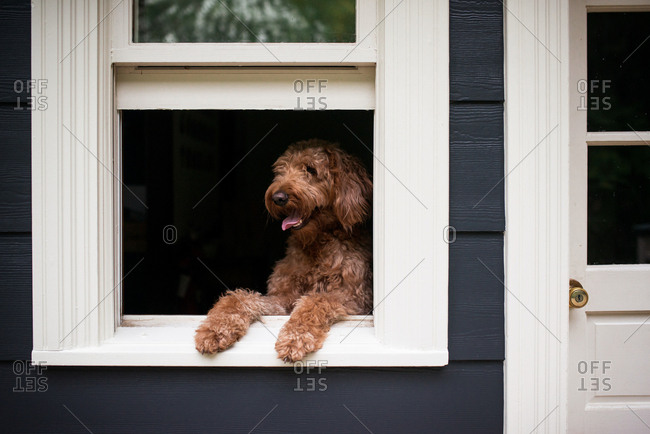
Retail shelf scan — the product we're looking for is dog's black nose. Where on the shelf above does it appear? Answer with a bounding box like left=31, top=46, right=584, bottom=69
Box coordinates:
left=272, top=191, right=289, bottom=206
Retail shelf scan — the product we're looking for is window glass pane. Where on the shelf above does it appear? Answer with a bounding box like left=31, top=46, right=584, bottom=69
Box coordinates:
left=134, top=0, right=356, bottom=43
left=587, top=12, right=650, bottom=131
left=588, top=146, right=650, bottom=264
left=122, top=110, right=373, bottom=314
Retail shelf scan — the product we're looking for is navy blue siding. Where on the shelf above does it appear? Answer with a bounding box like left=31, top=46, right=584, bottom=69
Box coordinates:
left=0, top=0, right=30, bottom=103
left=0, top=106, right=31, bottom=232
left=450, top=0, right=504, bottom=101
left=0, top=0, right=505, bottom=432
left=1, top=362, right=503, bottom=433
left=0, top=235, right=32, bottom=360
left=0, top=0, right=33, bottom=363
left=449, top=233, right=504, bottom=360
left=450, top=103, right=505, bottom=231
left=448, top=0, right=505, bottom=366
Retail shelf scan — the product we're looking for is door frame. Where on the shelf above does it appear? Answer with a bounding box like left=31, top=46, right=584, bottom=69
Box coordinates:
left=505, top=1, right=650, bottom=432
left=504, top=0, right=570, bottom=432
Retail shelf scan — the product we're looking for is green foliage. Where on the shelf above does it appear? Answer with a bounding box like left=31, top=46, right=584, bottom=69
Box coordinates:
left=136, top=0, right=356, bottom=43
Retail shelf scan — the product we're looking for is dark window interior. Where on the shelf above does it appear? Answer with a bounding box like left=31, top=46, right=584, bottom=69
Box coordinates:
left=586, top=12, right=650, bottom=264
left=587, top=12, right=650, bottom=132
left=588, top=146, right=650, bottom=265
left=122, top=110, right=373, bottom=314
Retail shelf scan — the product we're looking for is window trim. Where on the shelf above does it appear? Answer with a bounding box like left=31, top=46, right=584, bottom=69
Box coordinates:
left=32, top=0, right=449, bottom=367
left=114, top=66, right=376, bottom=110
left=112, top=0, right=378, bottom=65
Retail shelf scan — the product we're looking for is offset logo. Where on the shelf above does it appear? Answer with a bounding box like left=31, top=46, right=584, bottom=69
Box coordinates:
left=577, top=360, right=612, bottom=392
left=293, top=79, right=328, bottom=111
left=13, top=79, right=48, bottom=111
left=13, top=361, right=48, bottom=393
left=162, top=224, right=177, bottom=245
left=293, top=360, right=328, bottom=392
left=577, top=79, right=611, bottom=112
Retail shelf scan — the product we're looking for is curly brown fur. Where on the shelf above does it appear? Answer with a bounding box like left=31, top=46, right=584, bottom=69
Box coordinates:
left=195, top=139, right=373, bottom=362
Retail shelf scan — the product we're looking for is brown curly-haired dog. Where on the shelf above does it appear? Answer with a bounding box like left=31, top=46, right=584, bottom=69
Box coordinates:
left=194, top=139, right=373, bottom=362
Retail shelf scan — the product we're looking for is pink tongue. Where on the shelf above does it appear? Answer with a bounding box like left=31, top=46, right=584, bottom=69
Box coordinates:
left=282, top=215, right=301, bottom=231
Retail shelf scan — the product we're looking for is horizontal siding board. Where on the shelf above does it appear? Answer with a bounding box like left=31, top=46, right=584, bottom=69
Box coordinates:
left=449, top=233, right=504, bottom=360
left=450, top=0, right=504, bottom=101
left=0, top=106, right=31, bottom=232
left=0, top=0, right=30, bottom=103
left=0, top=361, right=503, bottom=433
left=0, top=235, right=32, bottom=361
left=450, top=103, right=505, bottom=231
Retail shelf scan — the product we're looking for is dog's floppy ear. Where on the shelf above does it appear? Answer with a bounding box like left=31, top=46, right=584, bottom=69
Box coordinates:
left=327, top=146, right=372, bottom=231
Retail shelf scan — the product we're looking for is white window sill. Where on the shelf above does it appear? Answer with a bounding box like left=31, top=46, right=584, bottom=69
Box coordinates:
left=33, top=316, right=448, bottom=367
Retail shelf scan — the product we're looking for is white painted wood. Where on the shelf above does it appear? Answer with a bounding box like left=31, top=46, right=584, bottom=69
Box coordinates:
left=120, top=315, right=373, bottom=328
left=504, top=0, right=569, bottom=432
left=373, top=0, right=448, bottom=352
left=32, top=0, right=116, bottom=352
left=112, top=44, right=377, bottom=66
left=33, top=316, right=447, bottom=367
left=586, top=1, right=650, bottom=11
left=32, top=0, right=450, bottom=367
left=568, top=1, right=650, bottom=433
left=567, top=2, right=591, bottom=423
left=584, top=266, right=650, bottom=311
left=111, top=0, right=377, bottom=65
left=586, top=131, right=650, bottom=146
left=116, top=66, right=375, bottom=110
left=356, top=0, right=378, bottom=54
left=572, top=271, right=650, bottom=433
left=587, top=315, right=650, bottom=397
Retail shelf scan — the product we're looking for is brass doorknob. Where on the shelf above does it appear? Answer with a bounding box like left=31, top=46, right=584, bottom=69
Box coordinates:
left=569, top=279, right=588, bottom=308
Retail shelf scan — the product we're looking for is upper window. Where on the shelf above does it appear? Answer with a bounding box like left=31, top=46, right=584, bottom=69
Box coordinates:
left=134, top=0, right=356, bottom=43
left=586, top=11, right=650, bottom=265
left=586, top=12, right=650, bottom=132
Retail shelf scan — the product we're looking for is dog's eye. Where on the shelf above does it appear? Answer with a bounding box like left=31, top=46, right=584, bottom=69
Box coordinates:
left=305, top=165, right=317, bottom=176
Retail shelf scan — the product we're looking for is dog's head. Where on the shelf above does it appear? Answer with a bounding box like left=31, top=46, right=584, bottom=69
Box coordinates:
left=265, top=139, right=372, bottom=234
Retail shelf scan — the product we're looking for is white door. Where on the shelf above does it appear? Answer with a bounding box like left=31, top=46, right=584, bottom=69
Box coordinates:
left=568, top=2, right=650, bottom=433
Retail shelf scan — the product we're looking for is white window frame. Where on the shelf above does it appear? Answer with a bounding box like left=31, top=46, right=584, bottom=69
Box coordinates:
left=32, top=0, right=449, bottom=367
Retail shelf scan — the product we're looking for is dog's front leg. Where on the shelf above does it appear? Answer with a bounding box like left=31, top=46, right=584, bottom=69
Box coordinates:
left=275, top=292, right=348, bottom=363
left=195, top=289, right=285, bottom=354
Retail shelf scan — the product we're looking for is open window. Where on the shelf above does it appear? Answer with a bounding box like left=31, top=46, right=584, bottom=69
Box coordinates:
left=121, top=109, right=374, bottom=315
left=32, top=0, right=449, bottom=366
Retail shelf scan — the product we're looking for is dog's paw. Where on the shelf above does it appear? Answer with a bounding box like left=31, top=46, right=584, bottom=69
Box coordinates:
left=194, top=320, right=242, bottom=355
left=275, top=326, right=325, bottom=363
